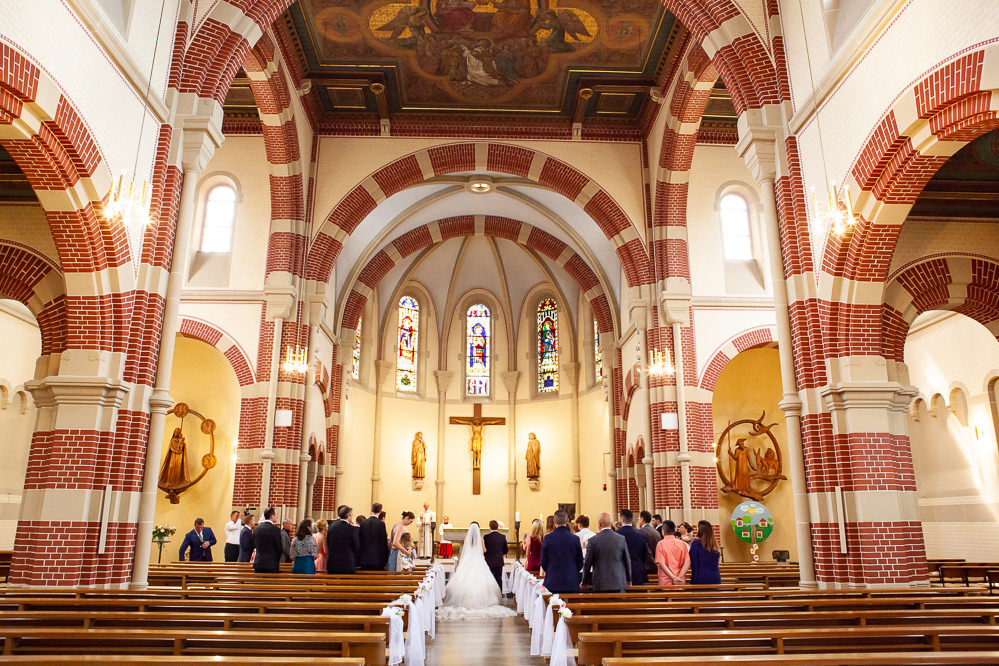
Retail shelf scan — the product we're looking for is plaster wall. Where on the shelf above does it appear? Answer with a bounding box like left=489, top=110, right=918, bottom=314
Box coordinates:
left=905, top=312, right=999, bottom=560
left=0, top=204, right=59, bottom=264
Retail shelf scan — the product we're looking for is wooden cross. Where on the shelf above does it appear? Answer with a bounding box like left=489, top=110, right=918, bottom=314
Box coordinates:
left=449, top=403, right=505, bottom=495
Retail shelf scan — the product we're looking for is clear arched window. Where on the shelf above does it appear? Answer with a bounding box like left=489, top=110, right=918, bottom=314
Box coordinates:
left=201, top=185, right=237, bottom=252
left=720, top=193, right=752, bottom=261
left=538, top=298, right=559, bottom=393
left=351, top=317, right=362, bottom=381
left=593, top=318, right=603, bottom=382
left=466, top=304, right=490, bottom=396
left=396, top=297, right=419, bottom=392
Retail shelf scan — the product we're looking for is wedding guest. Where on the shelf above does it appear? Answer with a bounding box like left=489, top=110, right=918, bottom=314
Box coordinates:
left=689, top=520, right=722, bottom=585
left=314, top=519, right=328, bottom=571
left=280, top=519, right=294, bottom=563
left=252, top=508, right=283, bottom=574
left=327, top=504, right=360, bottom=574
left=223, top=511, right=242, bottom=562
left=617, top=509, right=650, bottom=585
left=651, top=514, right=664, bottom=537
left=639, top=510, right=662, bottom=576
left=575, top=515, right=596, bottom=556
left=359, top=502, right=389, bottom=570
left=679, top=522, right=694, bottom=544
left=654, top=520, right=690, bottom=586
left=178, top=518, right=217, bottom=562
left=540, top=510, right=583, bottom=593
left=397, top=533, right=416, bottom=571
left=238, top=514, right=256, bottom=562
left=388, top=511, right=415, bottom=571
left=378, top=511, right=386, bottom=521
left=525, top=520, right=543, bottom=573
left=290, top=519, right=317, bottom=574
left=613, top=521, right=623, bottom=531
left=544, top=515, right=555, bottom=537
left=582, top=512, right=631, bottom=593
left=483, top=519, right=508, bottom=589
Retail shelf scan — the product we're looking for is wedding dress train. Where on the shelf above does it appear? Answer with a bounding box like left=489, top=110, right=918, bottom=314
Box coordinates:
left=436, top=523, right=517, bottom=620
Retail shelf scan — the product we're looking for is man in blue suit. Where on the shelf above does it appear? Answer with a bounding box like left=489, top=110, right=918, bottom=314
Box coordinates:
left=617, top=509, right=650, bottom=585
left=540, top=509, right=584, bottom=593
left=178, top=517, right=217, bottom=562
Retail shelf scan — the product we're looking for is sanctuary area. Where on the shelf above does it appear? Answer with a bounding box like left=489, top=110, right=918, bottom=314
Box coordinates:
left=1, top=0, right=999, bottom=663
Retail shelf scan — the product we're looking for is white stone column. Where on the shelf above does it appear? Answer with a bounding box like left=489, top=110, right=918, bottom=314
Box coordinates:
left=371, top=360, right=393, bottom=502
left=131, top=122, right=220, bottom=589
left=737, top=115, right=816, bottom=587
left=434, top=370, right=454, bottom=518
left=502, top=370, right=520, bottom=530
left=602, top=333, right=618, bottom=511
left=562, top=362, right=582, bottom=509
left=259, top=316, right=284, bottom=513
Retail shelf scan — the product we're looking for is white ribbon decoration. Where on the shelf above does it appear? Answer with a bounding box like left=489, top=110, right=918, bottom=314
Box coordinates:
left=404, top=597, right=424, bottom=666
left=543, top=596, right=564, bottom=656
left=549, top=609, right=576, bottom=666
left=380, top=606, right=405, bottom=666
left=529, top=584, right=546, bottom=655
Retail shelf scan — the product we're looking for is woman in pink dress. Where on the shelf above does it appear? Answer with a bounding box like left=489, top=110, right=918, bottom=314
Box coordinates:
left=314, top=519, right=328, bottom=572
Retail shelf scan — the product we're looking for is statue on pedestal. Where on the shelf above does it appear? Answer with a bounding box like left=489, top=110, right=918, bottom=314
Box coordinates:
left=411, top=432, right=427, bottom=479
left=526, top=432, right=541, bottom=480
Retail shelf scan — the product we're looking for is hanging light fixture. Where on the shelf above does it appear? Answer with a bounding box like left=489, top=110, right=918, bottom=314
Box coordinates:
left=648, top=346, right=675, bottom=377
left=282, top=346, right=309, bottom=375
left=810, top=180, right=858, bottom=237
left=104, top=0, right=168, bottom=228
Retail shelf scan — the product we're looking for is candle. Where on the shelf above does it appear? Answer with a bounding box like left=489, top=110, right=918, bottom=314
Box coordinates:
left=515, top=511, right=520, bottom=522
left=539, top=513, right=543, bottom=523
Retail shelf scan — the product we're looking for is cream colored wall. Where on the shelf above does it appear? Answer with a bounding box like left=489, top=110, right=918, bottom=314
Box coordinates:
left=889, top=219, right=999, bottom=276
left=151, top=336, right=240, bottom=563
left=0, top=301, right=41, bottom=550
left=712, top=348, right=797, bottom=563
left=0, top=204, right=58, bottom=263
left=905, top=311, right=999, bottom=560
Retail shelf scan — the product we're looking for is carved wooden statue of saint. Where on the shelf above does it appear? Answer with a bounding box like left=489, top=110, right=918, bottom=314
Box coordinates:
left=525, top=432, right=541, bottom=479
left=716, top=411, right=786, bottom=502
left=411, top=431, right=427, bottom=479
left=159, top=427, right=191, bottom=488
left=158, top=402, right=218, bottom=504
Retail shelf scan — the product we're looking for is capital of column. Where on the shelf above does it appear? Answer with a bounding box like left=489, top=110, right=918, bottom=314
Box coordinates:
left=629, top=302, right=649, bottom=333
left=25, top=375, right=130, bottom=431
left=375, top=361, right=394, bottom=388
left=174, top=105, right=224, bottom=173
left=778, top=392, right=803, bottom=417
left=560, top=362, right=580, bottom=390
left=264, top=286, right=298, bottom=321
left=501, top=370, right=520, bottom=394
left=659, top=278, right=692, bottom=326
left=148, top=388, right=174, bottom=415
left=821, top=381, right=918, bottom=413
left=734, top=107, right=783, bottom=184
left=434, top=369, right=455, bottom=394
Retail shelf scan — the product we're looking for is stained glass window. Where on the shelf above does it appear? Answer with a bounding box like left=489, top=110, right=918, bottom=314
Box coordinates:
left=537, top=298, right=559, bottom=393
left=593, top=318, right=603, bottom=382
left=466, top=304, right=490, bottom=396
left=351, top=318, right=361, bottom=381
left=396, top=297, right=419, bottom=392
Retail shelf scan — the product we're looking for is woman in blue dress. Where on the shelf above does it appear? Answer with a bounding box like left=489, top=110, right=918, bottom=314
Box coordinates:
left=688, top=520, right=721, bottom=585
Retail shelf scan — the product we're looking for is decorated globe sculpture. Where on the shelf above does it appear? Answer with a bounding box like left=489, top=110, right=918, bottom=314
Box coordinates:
left=731, top=500, right=774, bottom=562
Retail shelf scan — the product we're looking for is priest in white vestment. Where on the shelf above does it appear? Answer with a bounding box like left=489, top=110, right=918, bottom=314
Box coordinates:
left=416, top=502, right=436, bottom=558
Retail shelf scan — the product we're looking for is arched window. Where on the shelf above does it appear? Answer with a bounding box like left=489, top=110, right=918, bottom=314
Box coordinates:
left=720, top=193, right=752, bottom=261
left=593, top=318, right=603, bottom=382
left=351, top=318, right=362, bottom=381
left=396, top=297, right=419, bottom=392
left=201, top=184, right=237, bottom=252
left=538, top=298, right=559, bottom=393
left=466, top=304, right=490, bottom=396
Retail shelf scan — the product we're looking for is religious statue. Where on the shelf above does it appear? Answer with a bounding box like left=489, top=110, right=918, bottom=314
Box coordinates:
left=525, top=432, right=541, bottom=479
left=411, top=431, right=427, bottom=479
left=450, top=404, right=505, bottom=494
left=158, top=402, right=218, bottom=504
left=159, top=427, right=191, bottom=488
left=716, top=411, right=787, bottom=502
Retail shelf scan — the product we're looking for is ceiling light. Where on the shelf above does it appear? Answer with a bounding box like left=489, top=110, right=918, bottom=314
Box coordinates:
left=467, top=177, right=493, bottom=194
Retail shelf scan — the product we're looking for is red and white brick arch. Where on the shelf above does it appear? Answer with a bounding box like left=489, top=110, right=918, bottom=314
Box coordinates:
left=882, top=255, right=999, bottom=362
left=0, top=241, right=67, bottom=357
left=798, top=44, right=999, bottom=587
left=304, top=142, right=651, bottom=291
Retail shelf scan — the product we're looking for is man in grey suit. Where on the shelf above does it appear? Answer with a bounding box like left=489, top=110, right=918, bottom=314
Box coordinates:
left=582, top=512, right=631, bottom=593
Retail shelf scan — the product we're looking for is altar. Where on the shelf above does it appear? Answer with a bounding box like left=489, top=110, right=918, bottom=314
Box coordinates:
left=442, top=527, right=510, bottom=556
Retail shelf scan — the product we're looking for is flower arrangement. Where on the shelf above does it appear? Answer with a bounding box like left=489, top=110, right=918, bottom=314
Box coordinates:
left=151, top=525, right=176, bottom=541
left=548, top=594, right=562, bottom=606
left=557, top=606, right=573, bottom=620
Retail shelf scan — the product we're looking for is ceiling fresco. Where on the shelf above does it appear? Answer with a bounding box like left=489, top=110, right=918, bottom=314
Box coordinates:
left=275, top=0, right=682, bottom=130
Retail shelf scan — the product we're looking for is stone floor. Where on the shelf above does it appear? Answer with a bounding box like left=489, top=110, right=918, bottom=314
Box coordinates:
left=426, top=600, right=544, bottom=665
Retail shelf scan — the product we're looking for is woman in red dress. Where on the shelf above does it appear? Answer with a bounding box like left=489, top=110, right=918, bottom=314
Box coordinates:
left=525, top=520, right=544, bottom=573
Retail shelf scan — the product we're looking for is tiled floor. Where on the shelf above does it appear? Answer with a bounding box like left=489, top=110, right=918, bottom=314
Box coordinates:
left=427, top=600, right=544, bottom=665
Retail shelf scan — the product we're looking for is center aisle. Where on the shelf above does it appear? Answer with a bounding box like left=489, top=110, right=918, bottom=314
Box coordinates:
left=427, top=600, right=545, bottom=665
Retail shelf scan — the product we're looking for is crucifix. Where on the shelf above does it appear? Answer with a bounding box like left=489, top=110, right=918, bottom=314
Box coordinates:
left=450, top=403, right=505, bottom=494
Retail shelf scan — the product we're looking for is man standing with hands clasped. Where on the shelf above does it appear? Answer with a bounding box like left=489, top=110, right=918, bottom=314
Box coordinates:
left=582, top=512, right=631, bottom=593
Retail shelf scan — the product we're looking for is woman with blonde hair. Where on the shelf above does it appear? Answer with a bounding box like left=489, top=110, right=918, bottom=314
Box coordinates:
left=525, top=519, right=544, bottom=573
left=314, top=519, right=328, bottom=571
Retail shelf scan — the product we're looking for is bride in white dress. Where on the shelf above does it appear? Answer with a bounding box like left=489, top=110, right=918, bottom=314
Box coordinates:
left=437, top=523, right=517, bottom=620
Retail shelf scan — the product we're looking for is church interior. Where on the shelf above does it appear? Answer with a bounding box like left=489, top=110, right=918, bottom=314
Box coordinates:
left=1, top=0, right=999, bottom=662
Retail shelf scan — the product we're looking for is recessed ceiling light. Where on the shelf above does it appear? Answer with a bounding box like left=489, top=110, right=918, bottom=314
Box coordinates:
left=467, top=177, right=493, bottom=194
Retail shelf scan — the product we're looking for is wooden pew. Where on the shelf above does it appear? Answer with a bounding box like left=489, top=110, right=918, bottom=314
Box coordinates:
left=602, top=652, right=999, bottom=665
left=0, top=628, right=386, bottom=663
left=0, top=552, right=10, bottom=582
left=0, top=657, right=365, bottom=665
left=939, top=564, right=999, bottom=586
left=576, top=625, right=999, bottom=664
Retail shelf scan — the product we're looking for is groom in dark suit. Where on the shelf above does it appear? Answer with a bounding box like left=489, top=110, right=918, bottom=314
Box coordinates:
left=483, top=520, right=508, bottom=590
left=540, top=509, right=583, bottom=593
